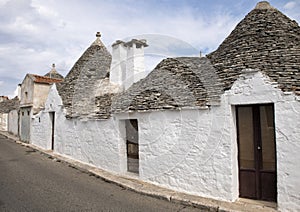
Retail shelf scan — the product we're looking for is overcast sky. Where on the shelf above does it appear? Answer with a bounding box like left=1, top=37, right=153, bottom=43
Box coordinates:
left=0, top=0, right=299, bottom=97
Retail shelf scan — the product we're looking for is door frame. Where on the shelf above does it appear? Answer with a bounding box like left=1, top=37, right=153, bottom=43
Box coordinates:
left=236, top=103, right=277, bottom=202
left=125, top=119, right=139, bottom=174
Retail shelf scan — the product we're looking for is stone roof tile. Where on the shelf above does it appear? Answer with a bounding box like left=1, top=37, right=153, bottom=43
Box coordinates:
left=112, top=57, right=223, bottom=113
left=207, top=1, right=300, bottom=94
left=0, top=97, right=20, bottom=113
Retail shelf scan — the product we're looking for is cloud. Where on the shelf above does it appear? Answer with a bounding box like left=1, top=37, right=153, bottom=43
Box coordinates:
left=0, top=0, right=299, bottom=97
left=284, top=1, right=297, bottom=9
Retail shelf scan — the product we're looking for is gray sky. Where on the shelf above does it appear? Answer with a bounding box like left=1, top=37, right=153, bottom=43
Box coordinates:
left=0, top=0, right=299, bottom=97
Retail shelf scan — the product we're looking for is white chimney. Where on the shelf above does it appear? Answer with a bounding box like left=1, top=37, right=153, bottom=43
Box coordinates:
left=110, top=40, right=127, bottom=89
left=110, top=39, right=148, bottom=91
left=125, top=39, right=148, bottom=90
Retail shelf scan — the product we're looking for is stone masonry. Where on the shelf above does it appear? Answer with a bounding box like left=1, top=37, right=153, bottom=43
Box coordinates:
left=207, top=1, right=300, bottom=94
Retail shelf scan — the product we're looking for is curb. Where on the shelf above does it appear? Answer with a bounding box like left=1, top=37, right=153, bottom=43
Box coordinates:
left=0, top=131, right=277, bottom=212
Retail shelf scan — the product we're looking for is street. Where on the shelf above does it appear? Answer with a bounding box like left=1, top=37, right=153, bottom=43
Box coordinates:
left=0, top=134, right=201, bottom=212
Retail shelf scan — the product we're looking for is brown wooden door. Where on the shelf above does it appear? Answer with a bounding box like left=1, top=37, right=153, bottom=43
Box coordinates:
left=125, top=119, right=139, bottom=174
left=237, top=104, right=277, bottom=202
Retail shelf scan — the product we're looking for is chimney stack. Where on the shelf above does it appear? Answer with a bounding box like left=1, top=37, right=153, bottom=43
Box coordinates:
left=110, top=39, right=148, bottom=90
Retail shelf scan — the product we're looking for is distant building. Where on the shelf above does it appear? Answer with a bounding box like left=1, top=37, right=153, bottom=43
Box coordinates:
left=19, top=65, right=63, bottom=143
left=0, top=97, right=19, bottom=132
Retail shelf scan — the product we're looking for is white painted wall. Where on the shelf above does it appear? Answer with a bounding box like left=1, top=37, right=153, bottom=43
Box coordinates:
left=8, top=109, right=19, bottom=136
left=31, top=84, right=123, bottom=173
left=0, top=113, right=8, bottom=131
left=115, top=106, right=237, bottom=202
left=225, top=69, right=300, bottom=211
left=31, top=84, right=60, bottom=150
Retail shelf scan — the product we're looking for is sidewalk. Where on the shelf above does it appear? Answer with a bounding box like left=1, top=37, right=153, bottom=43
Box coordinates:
left=0, top=131, right=277, bottom=212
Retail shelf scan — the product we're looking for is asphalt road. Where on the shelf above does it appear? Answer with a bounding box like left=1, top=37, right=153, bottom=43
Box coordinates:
left=0, top=134, right=202, bottom=212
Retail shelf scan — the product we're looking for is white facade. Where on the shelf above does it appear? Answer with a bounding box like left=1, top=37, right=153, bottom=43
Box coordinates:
left=31, top=84, right=123, bottom=173
left=30, top=70, right=300, bottom=211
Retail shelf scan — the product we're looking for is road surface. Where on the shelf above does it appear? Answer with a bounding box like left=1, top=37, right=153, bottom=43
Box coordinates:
left=0, top=134, right=202, bottom=212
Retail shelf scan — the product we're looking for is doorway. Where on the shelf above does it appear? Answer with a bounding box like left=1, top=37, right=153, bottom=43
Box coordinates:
left=49, top=112, right=55, bottom=150
left=125, top=119, right=139, bottom=174
left=236, top=104, right=276, bottom=202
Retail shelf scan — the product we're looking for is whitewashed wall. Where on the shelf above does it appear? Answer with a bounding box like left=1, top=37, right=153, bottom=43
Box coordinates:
left=31, top=84, right=123, bottom=173
left=116, top=105, right=237, bottom=202
left=226, top=70, right=300, bottom=211
left=8, top=110, right=18, bottom=135
left=0, top=113, right=8, bottom=131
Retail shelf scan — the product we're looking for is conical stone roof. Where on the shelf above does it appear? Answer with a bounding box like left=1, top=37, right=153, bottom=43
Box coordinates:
left=57, top=32, right=112, bottom=118
left=44, top=64, right=64, bottom=79
left=207, top=1, right=300, bottom=94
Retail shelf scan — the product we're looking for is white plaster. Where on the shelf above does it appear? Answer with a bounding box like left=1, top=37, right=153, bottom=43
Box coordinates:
left=132, top=107, right=236, bottom=201
left=110, top=40, right=147, bottom=90
left=110, top=42, right=127, bottom=89
left=8, top=109, right=18, bottom=136
left=125, top=44, right=146, bottom=89
left=0, top=113, right=8, bottom=131
left=31, top=84, right=123, bottom=173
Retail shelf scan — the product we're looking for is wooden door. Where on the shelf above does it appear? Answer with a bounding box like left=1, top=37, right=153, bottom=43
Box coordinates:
left=237, top=104, right=277, bottom=202
left=125, top=119, right=139, bottom=174
left=49, top=112, right=55, bottom=150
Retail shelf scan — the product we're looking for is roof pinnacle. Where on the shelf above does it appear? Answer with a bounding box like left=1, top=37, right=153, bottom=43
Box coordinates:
left=255, top=1, right=274, bottom=10
left=92, top=31, right=104, bottom=46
